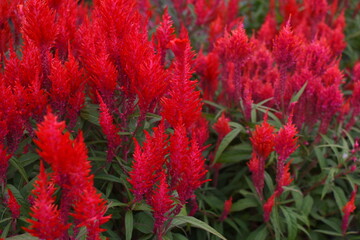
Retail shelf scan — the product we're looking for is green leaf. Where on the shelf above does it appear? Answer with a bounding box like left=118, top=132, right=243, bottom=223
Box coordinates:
left=213, top=128, right=241, bottom=165
left=246, top=225, right=268, bottom=240
left=314, top=230, right=343, bottom=237
left=321, top=168, right=336, bottom=199
left=170, top=216, right=227, bottom=240
left=125, top=211, right=134, bottom=240
left=6, top=233, right=38, bottom=240
left=301, top=195, right=313, bottom=217
left=94, top=174, right=122, bottom=184
left=281, top=207, right=298, bottom=240
left=134, top=212, right=154, bottom=234
left=1, top=222, right=11, bottom=238
left=231, top=198, right=258, bottom=212
left=333, top=186, right=348, bottom=214
left=9, top=157, right=29, bottom=183
left=290, top=81, right=308, bottom=103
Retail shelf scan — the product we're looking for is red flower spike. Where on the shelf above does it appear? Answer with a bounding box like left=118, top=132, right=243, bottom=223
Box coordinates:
left=0, top=145, right=11, bottom=187
left=21, top=0, right=57, bottom=48
left=33, top=111, right=110, bottom=236
left=7, top=189, right=20, bottom=219
left=247, top=153, right=265, bottom=199
left=169, top=124, right=209, bottom=203
left=72, top=185, right=111, bottom=240
left=195, top=51, right=220, bottom=101
left=213, top=113, right=231, bottom=141
left=121, top=32, right=169, bottom=114
left=263, top=192, right=277, bottom=222
left=275, top=118, right=298, bottom=196
left=215, top=23, right=253, bottom=66
left=274, top=117, right=298, bottom=162
left=128, top=123, right=168, bottom=201
left=24, top=162, right=69, bottom=239
left=161, top=39, right=203, bottom=129
left=250, top=114, right=276, bottom=160
left=153, top=8, right=175, bottom=65
left=148, top=172, right=174, bottom=240
left=98, top=94, right=121, bottom=163
left=220, top=196, right=233, bottom=221
left=342, top=187, right=357, bottom=235
left=275, top=159, right=293, bottom=196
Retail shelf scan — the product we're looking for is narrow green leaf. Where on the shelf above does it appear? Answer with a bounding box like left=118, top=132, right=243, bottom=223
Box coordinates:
left=231, top=198, right=258, bottom=212
left=246, top=225, right=268, bottom=240
left=125, top=211, right=134, bottom=240
left=281, top=207, right=298, bottom=240
left=94, top=174, right=122, bottom=184
left=5, top=233, right=38, bottom=240
left=1, top=222, right=11, bottom=238
left=290, top=81, right=308, bottom=103
left=301, top=195, right=313, bottom=217
left=314, top=230, right=343, bottom=237
left=321, top=168, right=336, bottom=199
left=213, top=128, right=241, bottom=165
left=9, top=157, right=29, bottom=183
left=170, top=216, right=227, bottom=240
left=333, top=186, right=348, bottom=214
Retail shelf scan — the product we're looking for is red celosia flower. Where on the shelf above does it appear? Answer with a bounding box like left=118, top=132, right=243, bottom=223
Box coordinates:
left=72, top=184, right=111, bottom=240
left=250, top=114, right=275, bottom=160
left=195, top=51, right=220, bottom=101
left=169, top=123, right=209, bottom=203
left=342, top=187, right=357, bottom=235
left=263, top=191, right=277, bottom=222
left=24, top=162, right=69, bottom=239
left=274, top=117, right=298, bottom=162
left=0, top=145, right=11, bottom=187
left=275, top=159, right=293, bottom=196
left=21, top=0, right=57, bottom=48
left=128, top=123, right=168, bottom=201
left=7, top=189, right=20, bottom=219
left=120, top=31, right=169, bottom=114
left=153, top=8, right=175, bottom=65
left=147, top=172, right=174, bottom=240
left=275, top=118, right=298, bottom=196
left=215, top=23, right=253, bottom=65
left=213, top=113, right=231, bottom=141
left=161, top=38, right=203, bottom=130
left=247, top=153, right=265, bottom=199
left=33, top=110, right=110, bottom=236
left=98, top=94, right=121, bottom=163
left=220, top=196, right=233, bottom=221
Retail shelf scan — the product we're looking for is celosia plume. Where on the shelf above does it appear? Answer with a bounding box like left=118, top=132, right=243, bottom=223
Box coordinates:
left=342, top=187, right=357, bottom=235
left=7, top=189, right=20, bottom=219
left=147, top=172, right=174, bottom=240
left=128, top=123, right=168, bottom=201
left=24, top=162, right=69, bottom=239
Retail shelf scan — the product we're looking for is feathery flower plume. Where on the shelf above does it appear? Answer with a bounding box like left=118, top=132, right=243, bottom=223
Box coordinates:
left=161, top=38, right=203, bottom=130
left=248, top=114, right=275, bottom=199
left=213, top=113, right=231, bottom=141
left=0, top=145, right=11, bottom=188
left=342, top=187, right=357, bottom=235
left=250, top=114, right=275, bottom=160
left=98, top=93, right=121, bottom=163
left=219, top=196, right=233, bottom=221
left=274, top=117, right=298, bottom=195
left=147, top=172, right=174, bottom=240
left=7, top=189, right=20, bottom=219
left=128, top=123, right=168, bottom=201
left=24, top=162, right=69, bottom=239
left=33, top=110, right=110, bottom=238
left=263, top=191, right=277, bottom=222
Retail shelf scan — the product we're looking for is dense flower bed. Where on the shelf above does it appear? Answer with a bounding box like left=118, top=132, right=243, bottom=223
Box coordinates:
left=0, top=0, right=360, bottom=239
